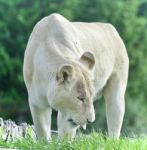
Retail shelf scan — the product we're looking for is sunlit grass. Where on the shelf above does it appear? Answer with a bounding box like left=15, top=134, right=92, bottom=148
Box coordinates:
left=0, top=132, right=147, bottom=150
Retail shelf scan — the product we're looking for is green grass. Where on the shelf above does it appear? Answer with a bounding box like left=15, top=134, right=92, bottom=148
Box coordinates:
left=0, top=132, right=147, bottom=150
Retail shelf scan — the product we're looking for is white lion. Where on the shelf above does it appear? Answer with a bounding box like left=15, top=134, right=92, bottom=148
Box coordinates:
left=23, top=13, right=129, bottom=140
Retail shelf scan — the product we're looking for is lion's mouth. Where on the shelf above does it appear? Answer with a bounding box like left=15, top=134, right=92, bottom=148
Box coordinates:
left=68, top=118, right=78, bottom=126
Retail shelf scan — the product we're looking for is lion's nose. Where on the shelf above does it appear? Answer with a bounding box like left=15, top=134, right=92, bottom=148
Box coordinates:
left=87, top=118, right=94, bottom=124
left=87, top=109, right=95, bottom=123
left=87, top=104, right=95, bottom=123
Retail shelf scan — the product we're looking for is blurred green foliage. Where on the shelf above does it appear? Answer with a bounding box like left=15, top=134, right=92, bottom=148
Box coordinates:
left=0, top=0, right=147, bottom=134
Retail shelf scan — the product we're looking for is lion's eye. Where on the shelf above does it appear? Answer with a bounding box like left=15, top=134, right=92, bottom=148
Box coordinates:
left=77, top=97, right=85, bottom=102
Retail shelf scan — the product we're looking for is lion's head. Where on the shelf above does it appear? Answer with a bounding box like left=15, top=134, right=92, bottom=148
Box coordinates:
left=50, top=51, right=95, bottom=128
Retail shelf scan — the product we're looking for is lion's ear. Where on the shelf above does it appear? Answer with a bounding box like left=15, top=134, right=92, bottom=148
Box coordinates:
left=80, top=51, right=95, bottom=70
left=56, top=64, right=74, bottom=84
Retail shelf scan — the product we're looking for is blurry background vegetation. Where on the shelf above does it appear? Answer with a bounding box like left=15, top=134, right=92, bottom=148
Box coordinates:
left=0, top=0, right=147, bottom=135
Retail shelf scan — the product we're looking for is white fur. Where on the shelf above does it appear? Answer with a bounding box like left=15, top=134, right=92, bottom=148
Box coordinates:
left=23, top=13, right=129, bottom=140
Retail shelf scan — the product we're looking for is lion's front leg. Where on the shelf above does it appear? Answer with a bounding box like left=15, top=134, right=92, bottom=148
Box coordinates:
left=57, top=111, right=78, bottom=139
left=29, top=102, right=52, bottom=141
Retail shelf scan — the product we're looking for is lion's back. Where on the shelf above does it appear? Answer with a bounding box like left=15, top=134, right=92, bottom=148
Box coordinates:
left=23, top=13, right=129, bottom=91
